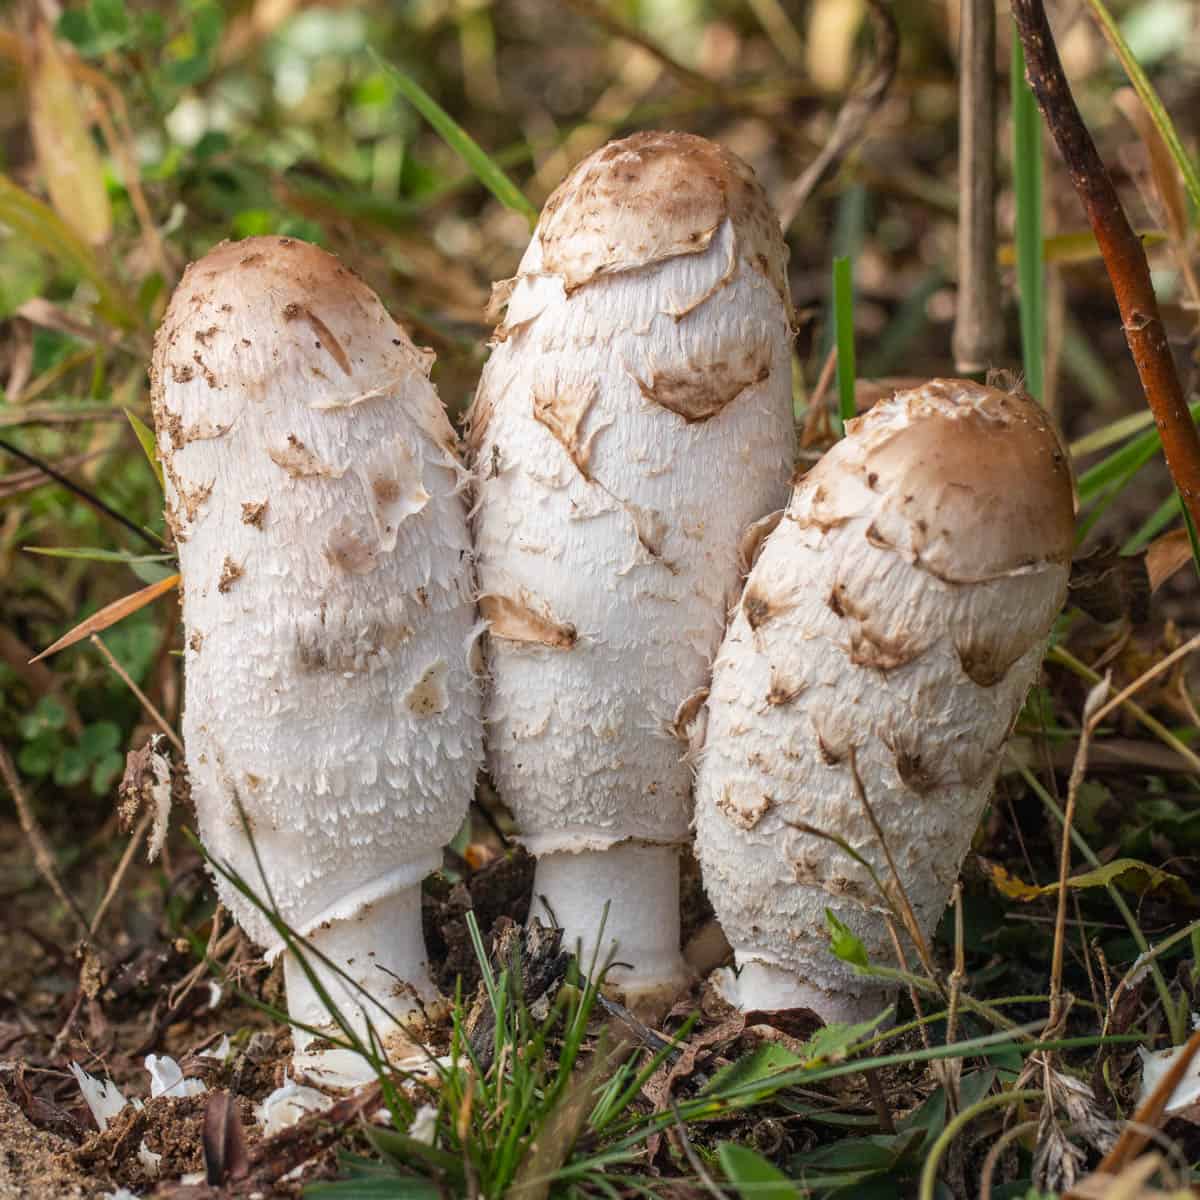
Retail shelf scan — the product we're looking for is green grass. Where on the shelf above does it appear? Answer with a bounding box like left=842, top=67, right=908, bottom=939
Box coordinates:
left=832, top=255, right=857, bottom=432
left=1012, top=33, right=1045, bottom=402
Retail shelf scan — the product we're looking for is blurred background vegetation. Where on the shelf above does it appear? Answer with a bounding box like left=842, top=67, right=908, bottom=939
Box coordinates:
left=1, top=0, right=1197, bottom=944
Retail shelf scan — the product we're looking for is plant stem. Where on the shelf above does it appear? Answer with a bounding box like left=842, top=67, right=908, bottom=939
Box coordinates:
left=953, top=0, right=1001, bottom=374
left=1010, top=0, right=1200, bottom=532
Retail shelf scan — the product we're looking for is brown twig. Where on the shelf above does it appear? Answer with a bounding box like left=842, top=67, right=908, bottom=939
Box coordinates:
left=0, top=742, right=94, bottom=947
left=90, top=633, right=184, bottom=753
left=1096, top=1027, right=1200, bottom=1174
left=952, top=0, right=1002, bottom=372
left=1010, top=0, right=1200, bottom=530
left=778, top=0, right=899, bottom=232
left=847, top=746, right=937, bottom=978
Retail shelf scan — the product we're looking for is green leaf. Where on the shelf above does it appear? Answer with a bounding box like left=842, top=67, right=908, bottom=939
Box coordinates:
left=305, top=1180, right=443, bottom=1199
left=717, top=1143, right=800, bottom=1199
left=125, top=408, right=164, bottom=489
left=983, top=855, right=1194, bottom=903
left=803, top=1010, right=892, bottom=1065
left=54, top=746, right=90, bottom=788
left=91, top=750, right=124, bottom=796
left=825, top=908, right=869, bottom=969
left=364, top=1126, right=463, bottom=1181
left=17, top=735, right=59, bottom=778
left=21, top=696, right=70, bottom=736
left=704, top=1043, right=804, bottom=1096
left=370, top=50, right=537, bottom=225
left=25, top=546, right=175, bottom=565
left=92, top=0, right=130, bottom=39
left=79, top=721, right=121, bottom=761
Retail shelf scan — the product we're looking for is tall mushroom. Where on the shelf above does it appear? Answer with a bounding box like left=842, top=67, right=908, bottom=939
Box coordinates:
left=151, top=237, right=483, bottom=1082
left=468, top=132, right=795, bottom=1008
left=695, top=380, right=1075, bottom=1022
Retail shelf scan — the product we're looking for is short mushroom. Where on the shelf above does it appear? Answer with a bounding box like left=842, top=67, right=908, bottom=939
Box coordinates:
left=694, top=379, right=1075, bottom=1022
left=151, top=236, right=483, bottom=1083
left=467, top=132, right=796, bottom=1008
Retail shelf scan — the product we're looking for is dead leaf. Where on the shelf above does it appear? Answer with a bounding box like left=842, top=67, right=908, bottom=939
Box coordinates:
left=27, top=22, right=111, bottom=246
left=1146, top=527, right=1193, bottom=593
left=31, top=573, right=179, bottom=663
left=202, top=1091, right=249, bottom=1185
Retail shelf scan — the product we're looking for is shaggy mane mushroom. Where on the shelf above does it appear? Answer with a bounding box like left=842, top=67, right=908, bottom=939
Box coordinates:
left=695, top=379, right=1075, bottom=1021
left=468, top=131, right=796, bottom=1010
left=151, top=236, right=483, bottom=1083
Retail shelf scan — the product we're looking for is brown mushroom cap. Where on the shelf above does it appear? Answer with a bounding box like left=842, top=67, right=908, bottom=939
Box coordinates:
left=535, top=130, right=790, bottom=311
left=152, top=236, right=434, bottom=416
left=812, top=378, right=1076, bottom=584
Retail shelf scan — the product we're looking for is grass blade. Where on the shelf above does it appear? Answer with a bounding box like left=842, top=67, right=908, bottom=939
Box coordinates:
left=0, top=174, right=138, bottom=330
left=370, top=49, right=537, bottom=226
left=832, top=255, right=857, bottom=431
left=125, top=407, right=164, bottom=489
left=1083, top=0, right=1200, bottom=216
left=1011, top=31, right=1044, bottom=401
left=25, top=546, right=174, bottom=564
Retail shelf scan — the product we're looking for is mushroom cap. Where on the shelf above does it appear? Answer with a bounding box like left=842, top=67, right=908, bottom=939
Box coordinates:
left=804, top=378, right=1076, bottom=584
left=152, top=235, right=449, bottom=437
left=531, top=130, right=791, bottom=313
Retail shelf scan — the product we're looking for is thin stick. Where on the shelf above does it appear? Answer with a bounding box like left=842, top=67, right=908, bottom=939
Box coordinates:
left=978, top=1119, right=1039, bottom=1200
left=848, top=747, right=937, bottom=977
left=89, top=809, right=152, bottom=934
left=90, top=634, right=183, bottom=753
left=884, top=915, right=931, bottom=1051
left=0, top=437, right=163, bottom=550
left=1087, top=629, right=1200, bottom=731
left=777, top=0, right=899, bottom=231
left=1010, top=0, right=1200, bottom=531
left=669, top=1100, right=726, bottom=1200
left=1049, top=645, right=1200, bottom=773
left=946, top=882, right=966, bottom=1046
left=864, top=1069, right=896, bottom=1134
left=0, top=743, right=93, bottom=946
left=952, top=0, right=1002, bottom=372
left=1048, top=694, right=1098, bottom=1032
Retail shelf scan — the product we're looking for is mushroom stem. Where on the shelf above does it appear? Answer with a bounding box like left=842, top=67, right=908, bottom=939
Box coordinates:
left=529, top=843, right=688, bottom=1009
left=283, top=883, right=434, bottom=1085
left=715, top=960, right=890, bottom=1024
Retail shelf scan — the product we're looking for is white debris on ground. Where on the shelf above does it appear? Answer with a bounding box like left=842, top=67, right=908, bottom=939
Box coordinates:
left=409, top=1104, right=437, bottom=1144
left=1137, top=1039, right=1200, bottom=1113
left=145, top=1054, right=206, bottom=1099
left=255, top=1080, right=333, bottom=1135
left=68, top=1063, right=133, bottom=1133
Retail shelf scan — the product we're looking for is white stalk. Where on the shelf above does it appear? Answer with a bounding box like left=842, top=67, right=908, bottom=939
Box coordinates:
left=152, top=236, right=483, bottom=1081
left=695, top=380, right=1076, bottom=1023
left=469, top=132, right=795, bottom=1010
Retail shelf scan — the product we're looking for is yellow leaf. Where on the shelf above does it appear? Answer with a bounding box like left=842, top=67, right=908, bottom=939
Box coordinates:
left=27, top=22, right=111, bottom=246
left=982, top=856, right=1194, bottom=904
left=998, top=229, right=1166, bottom=266
left=31, top=573, right=179, bottom=663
